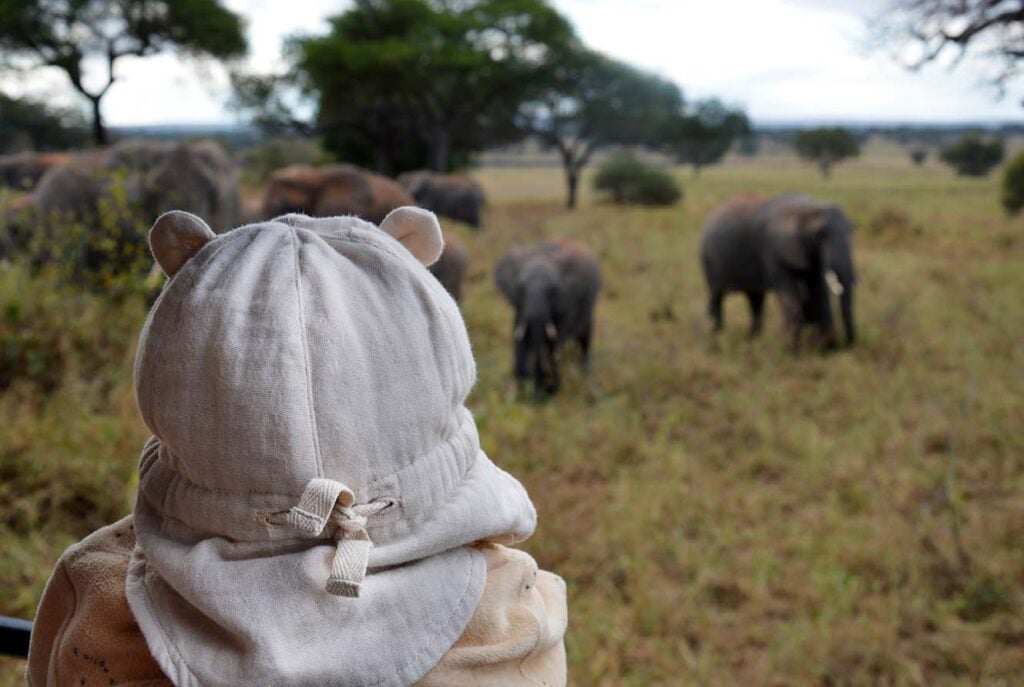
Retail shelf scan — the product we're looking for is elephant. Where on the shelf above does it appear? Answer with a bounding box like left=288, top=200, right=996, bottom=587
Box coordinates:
left=31, top=139, right=241, bottom=231
left=495, top=239, right=602, bottom=396
left=33, top=164, right=102, bottom=223
left=429, top=230, right=468, bottom=303
left=24, top=139, right=240, bottom=276
left=261, top=164, right=414, bottom=224
left=101, top=139, right=172, bottom=174
left=699, top=193, right=857, bottom=350
left=398, top=171, right=486, bottom=229
left=141, top=140, right=240, bottom=232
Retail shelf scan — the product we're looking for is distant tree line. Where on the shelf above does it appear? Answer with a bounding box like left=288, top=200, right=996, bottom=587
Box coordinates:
left=0, top=91, right=87, bottom=153
left=231, top=0, right=751, bottom=208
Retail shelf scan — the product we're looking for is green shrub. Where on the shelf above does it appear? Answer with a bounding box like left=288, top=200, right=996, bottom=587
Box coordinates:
left=940, top=135, right=1005, bottom=177
left=1000, top=151, right=1024, bottom=216
left=0, top=263, right=146, bottom=392
left=4, top=172, right=156, bottom=294
left=593, top=153, right=681, bottom=206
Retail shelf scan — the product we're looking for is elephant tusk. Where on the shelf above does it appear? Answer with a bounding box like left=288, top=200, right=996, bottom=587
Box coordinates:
left=826, top=270, right=844, bottom=296
left=545, top=323, right=558, bottom=340
left=514, top=323, right=526, bottom=341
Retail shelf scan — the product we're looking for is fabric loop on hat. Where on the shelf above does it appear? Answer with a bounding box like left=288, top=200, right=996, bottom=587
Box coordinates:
left=284, top=478, right=356, bottom=536
left=280, top=478, right=394, bottom=597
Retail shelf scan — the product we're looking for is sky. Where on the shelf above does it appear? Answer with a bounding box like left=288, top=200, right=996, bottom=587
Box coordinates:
left=4, top=0, right=1023, bottom=126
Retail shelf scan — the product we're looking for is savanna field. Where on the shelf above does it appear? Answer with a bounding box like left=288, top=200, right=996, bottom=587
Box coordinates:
left=2, top=150, right=1023, bottom=685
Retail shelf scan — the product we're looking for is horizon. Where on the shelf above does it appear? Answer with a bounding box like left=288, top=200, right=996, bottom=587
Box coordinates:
left=2, top=0, right=1024, bottom=128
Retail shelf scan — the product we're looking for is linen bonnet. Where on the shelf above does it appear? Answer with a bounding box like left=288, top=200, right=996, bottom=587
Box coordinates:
left=125, top=208, right=536, bottom=686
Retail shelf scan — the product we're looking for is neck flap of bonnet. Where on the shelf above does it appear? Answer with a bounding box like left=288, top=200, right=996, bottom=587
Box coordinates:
left=125, top=209, right=536, bottom=687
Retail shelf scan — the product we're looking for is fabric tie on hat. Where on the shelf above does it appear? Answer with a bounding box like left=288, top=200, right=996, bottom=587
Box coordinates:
left=275, top=478, right=395, bottom=597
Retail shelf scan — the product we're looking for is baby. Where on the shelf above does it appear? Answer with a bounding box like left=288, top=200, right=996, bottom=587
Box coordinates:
left=28, top=208, right=567, bottom=686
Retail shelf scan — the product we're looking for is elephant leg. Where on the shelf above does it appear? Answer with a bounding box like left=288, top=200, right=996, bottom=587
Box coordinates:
left=578, top=321, right=593, bottom=373
left=745, top=291, right=765, bottom=338
left=708, top=289, right=724, bottom=332
left=777, top=287, right=803, bottom=353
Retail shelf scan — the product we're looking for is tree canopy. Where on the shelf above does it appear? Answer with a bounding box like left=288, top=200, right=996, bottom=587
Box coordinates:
left=293, top=0, right=575, bottom=175
left=519, top=47, right=685, bottom=207
left=667, top=98, right=750, bottom=174
left=940, top=134, right=1005, bottom=177
left=876, top=1, right=1024, bottom=94
left=0, top=0, right=247, bottom=144
left=794, top=127, right=860, bottom=178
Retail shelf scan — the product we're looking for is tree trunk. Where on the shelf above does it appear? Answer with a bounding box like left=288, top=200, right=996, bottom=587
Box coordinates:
left=565, top=167, right=579, bottom=210
left=90, top=97, right=107, bottom=146
left=819, top=159, right=831, bottom=179
left=374, top=145, right=391, bottom=176
left=430, top=123, right=450, bottom=172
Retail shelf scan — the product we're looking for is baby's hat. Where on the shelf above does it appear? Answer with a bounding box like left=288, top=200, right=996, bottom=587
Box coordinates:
left=126, top=209, right=536, bottom=686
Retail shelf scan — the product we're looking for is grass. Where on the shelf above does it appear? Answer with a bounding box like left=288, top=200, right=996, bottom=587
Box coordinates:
left=2, top=154, right=1023, bottom=685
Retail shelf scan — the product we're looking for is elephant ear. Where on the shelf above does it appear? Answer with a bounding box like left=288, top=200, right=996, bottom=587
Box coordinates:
left=494, top=248, right=526, bottom=304
left=767, top=205, right=828, bottom=271
left=150, top=210, right=215, bottom=277
left=379, top=206, right=444, bottom=266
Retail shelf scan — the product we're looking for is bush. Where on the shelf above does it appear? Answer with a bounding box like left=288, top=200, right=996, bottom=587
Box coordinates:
left=593, top=153, right=681, bottom=206
left=909, top=148, right=928, bottom=166
left=940, top=135, right=1004, bottom=177
left=4, top=172, right=156, bottom=293
left=0, top=263, right=146, bottom=392
left=1000, top=151, right=1024, bottom=216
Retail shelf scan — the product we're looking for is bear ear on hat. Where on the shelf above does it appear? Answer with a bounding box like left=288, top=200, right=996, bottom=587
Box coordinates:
left=149, top=211, right=216, bottom=277
left=379, top=206, right=444, bottom=267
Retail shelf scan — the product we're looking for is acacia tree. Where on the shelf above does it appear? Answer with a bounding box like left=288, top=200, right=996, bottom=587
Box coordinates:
left=668, top=98, right=750, bottom=175
left=0, top=0, right=247, bottom=144
left=877, top=1, right=1024, bottom=93
left=519, top=48, right=684, bottom=208
left=794, top=127, right=860, bottom=178
left=940, top=134, right=1005, bottom=176
left=293, top=0, right=574, bottom=175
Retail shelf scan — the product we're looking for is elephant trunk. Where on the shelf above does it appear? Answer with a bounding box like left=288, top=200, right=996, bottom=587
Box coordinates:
left=825, top=228, right=857, bottom=346
left=840, top=287, right=855, bottom=345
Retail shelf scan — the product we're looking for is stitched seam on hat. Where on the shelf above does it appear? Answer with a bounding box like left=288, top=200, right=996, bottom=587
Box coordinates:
left=133, top=547, right=481, bottom=687
left=289, top=226, right=325, bottom=478
left=133, top=562, right=204, bottom=686
left=139, top=417, right=473, bottom=502
left=142, top=232, right=247, bottom=443
left=366, top=547, right=485, bottom=687
left=317, top=231, right=473, bottom=402
left=359, top=409, right=473, bottom=493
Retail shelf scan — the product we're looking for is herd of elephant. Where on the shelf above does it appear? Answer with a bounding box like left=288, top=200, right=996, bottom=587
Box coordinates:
left=1, top=140, right=857, bottom=397
left=495, top=193, right=858, bottom=396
